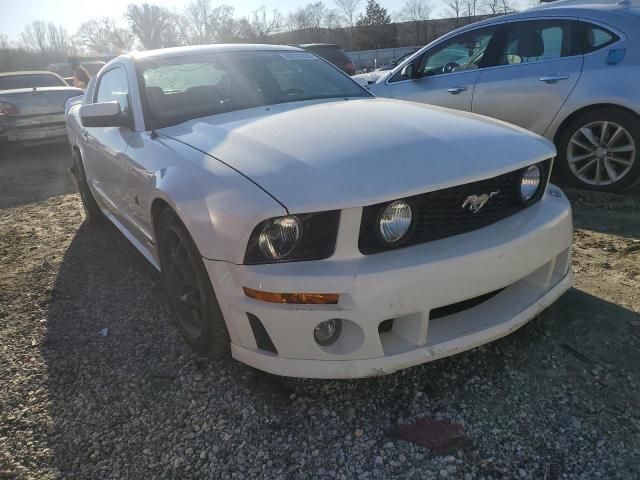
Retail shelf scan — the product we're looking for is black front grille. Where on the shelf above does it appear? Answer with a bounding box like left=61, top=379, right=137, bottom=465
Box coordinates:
left=358, top=160, right=551, bottom=255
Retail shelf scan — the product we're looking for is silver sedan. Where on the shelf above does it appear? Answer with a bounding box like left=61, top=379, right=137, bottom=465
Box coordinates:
left=364, top=0, right=640, bottom=192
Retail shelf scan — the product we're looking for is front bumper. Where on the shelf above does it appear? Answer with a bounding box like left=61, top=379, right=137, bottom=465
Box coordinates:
left=205, top=186, right=573, bottom=379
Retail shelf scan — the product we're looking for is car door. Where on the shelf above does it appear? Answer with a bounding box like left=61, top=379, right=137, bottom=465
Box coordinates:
left=384, top=25, right=500, bottom=112
left=82, top=65, right=134, bottom=213
left=472, top=18, right=583, bottom=135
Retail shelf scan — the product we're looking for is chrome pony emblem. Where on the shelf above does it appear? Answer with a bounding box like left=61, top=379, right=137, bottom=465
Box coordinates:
left=462, top=191, right=500, bottom=214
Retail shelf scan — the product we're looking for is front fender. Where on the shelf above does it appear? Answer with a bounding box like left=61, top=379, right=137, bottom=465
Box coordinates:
left=149, top=136, right=287, bottom=264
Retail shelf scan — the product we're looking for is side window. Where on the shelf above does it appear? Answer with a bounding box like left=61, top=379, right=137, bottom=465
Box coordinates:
left=499, top=20, right=575, bottom=65
left=417, top=27, right=498, bottom=77
left=581, top=22, right=619, bottom=53
left=95, top=67, right=130, bottom=115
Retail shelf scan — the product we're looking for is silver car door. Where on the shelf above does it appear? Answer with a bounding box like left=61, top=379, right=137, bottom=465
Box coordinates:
left=386, top=25, right=500, bottom=112
left=83, top=65, right=134, bottom=214
left=472, top=18, right=583, bottom=135
left=119, top=130, right=163, bottom=254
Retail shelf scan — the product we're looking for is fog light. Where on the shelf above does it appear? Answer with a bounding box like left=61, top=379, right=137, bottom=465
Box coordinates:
left=379, top=200, right=412, bottom=243
left=520, top=165, right=542, bottom=202
left=314, top=319, right=342, bottom=346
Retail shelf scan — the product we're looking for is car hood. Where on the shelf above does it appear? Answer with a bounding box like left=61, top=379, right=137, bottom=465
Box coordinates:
left=159, top=98, right=556, bottom=213
left=352, top=70, right=392, bottom=84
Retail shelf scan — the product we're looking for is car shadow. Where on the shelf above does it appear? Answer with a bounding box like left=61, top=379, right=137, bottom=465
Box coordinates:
left=41, top=219, right=640, bottom=476
left=565, top=188, right=640, bottom=240
left=0, top=142, right=75, bottom=209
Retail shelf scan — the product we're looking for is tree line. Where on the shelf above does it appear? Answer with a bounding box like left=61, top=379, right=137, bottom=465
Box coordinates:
left=0, top=0, right=520, bottom=64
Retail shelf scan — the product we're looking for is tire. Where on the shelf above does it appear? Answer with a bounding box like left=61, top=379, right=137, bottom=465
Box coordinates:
left=73, top=150, right=104, bottom=224
left=157, top=208, right=230, bottom=355
left=556, top=108, right=640, bottom=192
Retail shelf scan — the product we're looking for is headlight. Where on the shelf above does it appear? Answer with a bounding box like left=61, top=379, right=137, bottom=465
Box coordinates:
left=244, top=211, right=340, bottom=264
left=378, top=200, right=413, bottom=243
left=258, top=216, right=300, bottom=260
left=520, top=165, right=542, bottom=202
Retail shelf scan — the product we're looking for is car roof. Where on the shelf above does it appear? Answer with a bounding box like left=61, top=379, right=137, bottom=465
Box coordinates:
left=128, top=43, right=302, bottom=61
left=298, top=43, right=341, bottom=48
left=0, top=70, right=61, bottom=77
left=426, top=0, right=639, bottom=39
left=533, top=0, right=639, bottom=9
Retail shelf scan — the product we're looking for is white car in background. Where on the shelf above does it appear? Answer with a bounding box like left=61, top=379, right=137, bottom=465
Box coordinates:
left=65, top=44, right=573, bottom=379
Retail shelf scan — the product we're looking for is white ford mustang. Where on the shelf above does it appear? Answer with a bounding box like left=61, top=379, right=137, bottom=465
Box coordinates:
left=66, top=44, right=573, bottom=379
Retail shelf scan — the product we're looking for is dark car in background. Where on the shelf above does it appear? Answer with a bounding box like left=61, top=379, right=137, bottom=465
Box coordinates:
left=79, top=60, right=106, bottom=76
left=47, top=60, right=106, bottom=86
left=298, top=43, right=356, bottom=75
left=0, top=71, right=82, bottom=146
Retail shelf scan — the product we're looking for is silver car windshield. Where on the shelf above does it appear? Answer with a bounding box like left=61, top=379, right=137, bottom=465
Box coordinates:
left=137, top=50, right=371, bottom=129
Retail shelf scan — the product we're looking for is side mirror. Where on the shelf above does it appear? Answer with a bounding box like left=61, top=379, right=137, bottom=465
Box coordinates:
left=401, top=63, right=417, bottom=79
left=80, top=101, right=128, bottom=128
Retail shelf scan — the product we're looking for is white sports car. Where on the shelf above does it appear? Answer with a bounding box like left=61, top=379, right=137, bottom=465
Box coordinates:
left=65, top=44, right=573, bottom=379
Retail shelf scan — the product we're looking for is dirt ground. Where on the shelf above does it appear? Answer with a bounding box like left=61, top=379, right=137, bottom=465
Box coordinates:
left=1, top=145, right=639, bottom=479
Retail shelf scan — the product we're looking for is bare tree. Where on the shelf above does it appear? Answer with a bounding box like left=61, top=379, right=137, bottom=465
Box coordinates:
left=214, top=6, right=240, bottom=42
left=287, top=8, right=310, bottom=32
left=76, top=17, right=134, bottom=55
left=180, top=0, right=214, bottom=44
left=306, top=2, right=329, bottom=30
left=500, top=0, right=517, bottom=13
left=335, top=0, right=362, bottom=28
left=46, top=24, right=70, bottom=54
left=482, top=0, right=516, bottom=14
left=444, top=0, right=463, bottom=25
left=334, top=0, right=361, bottom=46
left=482, top=0, right=498, bottom=14
left=464, top=0, right=479, bottom=19
left=178, top=0, right=237, bottom=45
left=324, top=9, right=344, bottom=30
left=20, top=21, right=49, bottom=52
left=19, top=21, right=70, bottom=54
left=126, top=3, right=178, bottom=50
left=398, top=0, right=433, bottom=44
left=243, top=6, right=283, bottom=41
left=0, top=33, right=11, bottom=50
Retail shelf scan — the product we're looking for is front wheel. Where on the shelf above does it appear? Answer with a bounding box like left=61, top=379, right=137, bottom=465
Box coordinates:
left=557, top=109, right=640, bottom=192
left=73, top=150, right=104, bottom=225
left=157, top=208, right=230, bottom=355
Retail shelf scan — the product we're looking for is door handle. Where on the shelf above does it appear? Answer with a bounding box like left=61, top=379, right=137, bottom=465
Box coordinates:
left=447, top=86, right=468, bottom=94
left=539, top=74, right=570, bottom=83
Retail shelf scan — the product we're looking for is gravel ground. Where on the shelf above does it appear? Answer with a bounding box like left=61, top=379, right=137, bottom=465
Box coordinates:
left=1, top=148, right=640, bottom=479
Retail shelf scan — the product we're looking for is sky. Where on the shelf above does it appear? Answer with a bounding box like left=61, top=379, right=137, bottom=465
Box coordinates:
left=0, top=0, right=449, bottom=41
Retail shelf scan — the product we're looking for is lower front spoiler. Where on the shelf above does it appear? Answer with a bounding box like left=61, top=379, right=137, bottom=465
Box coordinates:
left=231, top=269, right=573, bottom=379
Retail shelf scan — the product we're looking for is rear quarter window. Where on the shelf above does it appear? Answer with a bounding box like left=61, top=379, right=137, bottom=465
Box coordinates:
left=581, top=22, right=620, bottom=53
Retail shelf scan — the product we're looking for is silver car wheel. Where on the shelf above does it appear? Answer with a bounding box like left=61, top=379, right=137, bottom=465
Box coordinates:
left=567, top=121, right=636, bottom=186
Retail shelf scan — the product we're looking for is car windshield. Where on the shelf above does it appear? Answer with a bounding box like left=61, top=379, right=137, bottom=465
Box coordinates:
left=0, top=74, right=65, bottom=90
left=137, top=49, right=371, bottom=129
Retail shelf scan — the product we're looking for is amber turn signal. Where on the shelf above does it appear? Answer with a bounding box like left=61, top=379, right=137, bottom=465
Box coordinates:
left=243, top=287, right=339, bottom=305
